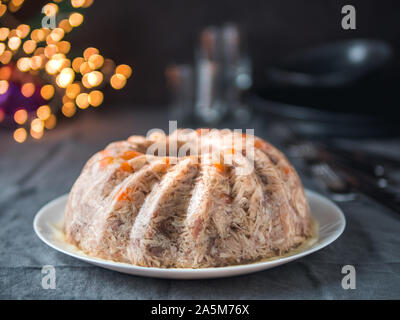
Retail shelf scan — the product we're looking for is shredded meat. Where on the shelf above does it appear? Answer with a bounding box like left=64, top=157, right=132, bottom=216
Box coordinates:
left=64, top=129, right=312, bottom=268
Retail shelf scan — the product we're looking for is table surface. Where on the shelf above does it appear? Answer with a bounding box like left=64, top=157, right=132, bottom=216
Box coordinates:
left=1, top=107, right=399, bottom=299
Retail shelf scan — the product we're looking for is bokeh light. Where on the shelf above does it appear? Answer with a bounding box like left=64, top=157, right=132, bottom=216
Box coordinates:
left=8, top=37, right=21, bottom=50
left=0, top=28, right=10, bottom=41
left=71, top=0, right=86, bottom=8
left=31, top=118, right=44, bottom=133
left=66, top=82, right=81, bottom=99
left=0, top=42, right=6, bottom=55
left=21, top=82, right=35, bottom=98
left=57, top=41, right=71, bottom=54
left=0, top=50, right=12, bottom=64
left=45, top=114, right=57, bottom=129
left=16, top=24, right=30, bottom=38
left=44, top=44, right=58, bottom=58
left=17, top=57, right=31, bottom=72
left=40, top=84, right=55, bottom=100
left=31, top=29, right=46, bottom=42
left=116, top=64, right=133, bottom=79
left=14, top=109, right=28, bottom=124
left=83, top=47, right=98, bottom=61
left=110, top=74, right=127, bottom=89
left=79, top=61, right=91, bottom=74
left=46, top=54, right=69, bottom=74
left=83, top=0, right=94, bottom=8
left=37, top=105, right=51, bottom=121
left=88, top=54, right=104, bottom=69
left=49, top=28, right=65, bottom=42
left=87, top=71, right=103, bottom=87
left=76, top=92, right=89, bottom=109
left=0, top=80, right=9, bottom=94
left=59, top=19, right=73, bottom=33
left=0, top=43, right=5, bottom=56
left=72, top=57, right=84, bottom=72
left=30, top=127, right=44, bottom=139
left=69, top=13, right=84, bottom=27
left=23, top=40, right=36, bottom=54
left=14, top=128, right=27, bottom=143
left=62, top=102, right=76, bottom=117
left=1, top=1, right=132, bottom=143
left=88, top=90, right=103, bottom=107
left=56, top=67, right=75, bottom=88
left=30, top=55, right=43, bottom=70
left=0, top=66, right=12, bottom=80
left=0, top=4, right=7, bottom=17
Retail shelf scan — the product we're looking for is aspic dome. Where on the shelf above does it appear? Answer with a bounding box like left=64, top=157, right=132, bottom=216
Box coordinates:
left=64, top=129, right=312, bottom=268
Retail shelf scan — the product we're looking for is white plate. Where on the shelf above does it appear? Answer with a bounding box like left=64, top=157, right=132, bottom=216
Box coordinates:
left=33, top=190, right=345, bottom=279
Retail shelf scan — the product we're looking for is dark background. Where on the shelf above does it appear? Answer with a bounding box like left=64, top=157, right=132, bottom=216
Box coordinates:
left=78, top=0, right=400, bottom=105
left=13, top=0, right=400, bottom=106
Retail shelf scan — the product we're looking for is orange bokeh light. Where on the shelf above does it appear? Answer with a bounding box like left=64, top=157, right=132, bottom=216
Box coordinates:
left=8, top=37, right=21, bottom=50
left=0, top=51, right=12, bottom=64
left=69, top=13, right=84, bottom=27
left=116, top=64, right=133, bottom=79
left=88, top=90, right=103, bottom=107
left=83, top=47, right=98, bottom=61
left=37, top=105, right=51, bottom=121
left=110, top=74, right=127, bottom=90
left=40, top=84, right=55, bottom=100
left=0, top=80, right=9, bottom=94
left=0, top=28, right=10, bottom=41
left=56, top=67, right=75, bottom=88
left=76, top=93, right=89, bottom=109
left=23, top=40, right=36, bottom=54
left=17, top=57, right=31, bottom=72
left=72, top=57, right=84, bottom=72
left=30, top=128, right=44, bottom=140
left=0, top=43, right=5, bottom=56
left=21, top=82, right=35, bottom=98
left=62, top=102, right=76, bottom=117
left=14, top=109, right=28, bottom=124
left=88, top=54, right=104, bottom=70
left=14, top=128, right=27, bottom=143
left=16, top=24, right=30, bottom=38
left=45, top=114, right=57, bottom=129
left=0, top=66, right=12, bottom=80
left=66, top=83, right=81, bottom=99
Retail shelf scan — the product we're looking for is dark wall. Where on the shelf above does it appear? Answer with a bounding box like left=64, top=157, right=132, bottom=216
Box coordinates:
left=20, top=0, right=400, bottom=105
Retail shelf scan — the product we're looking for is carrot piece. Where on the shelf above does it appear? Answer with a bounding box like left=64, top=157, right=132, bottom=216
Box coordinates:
left=99, top=156, right=114, bottom=168
left=213, top=163, right=225, bottom=173
left=120, top=161, right=134, bottom=172
left=116, top=187, right=132, bottom=201
left=122, top=150, right=141, bottom=160
left=254, top=140, right=263, bottom=149
left=196, top=128, right=210, bottom=135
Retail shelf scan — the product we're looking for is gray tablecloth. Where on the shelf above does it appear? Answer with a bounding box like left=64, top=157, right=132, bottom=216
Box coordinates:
left=1, top=108, right=399, bottom=299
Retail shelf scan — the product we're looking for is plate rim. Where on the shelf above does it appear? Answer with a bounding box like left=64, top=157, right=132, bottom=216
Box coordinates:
left=33, top=189, right=346, bottom=279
